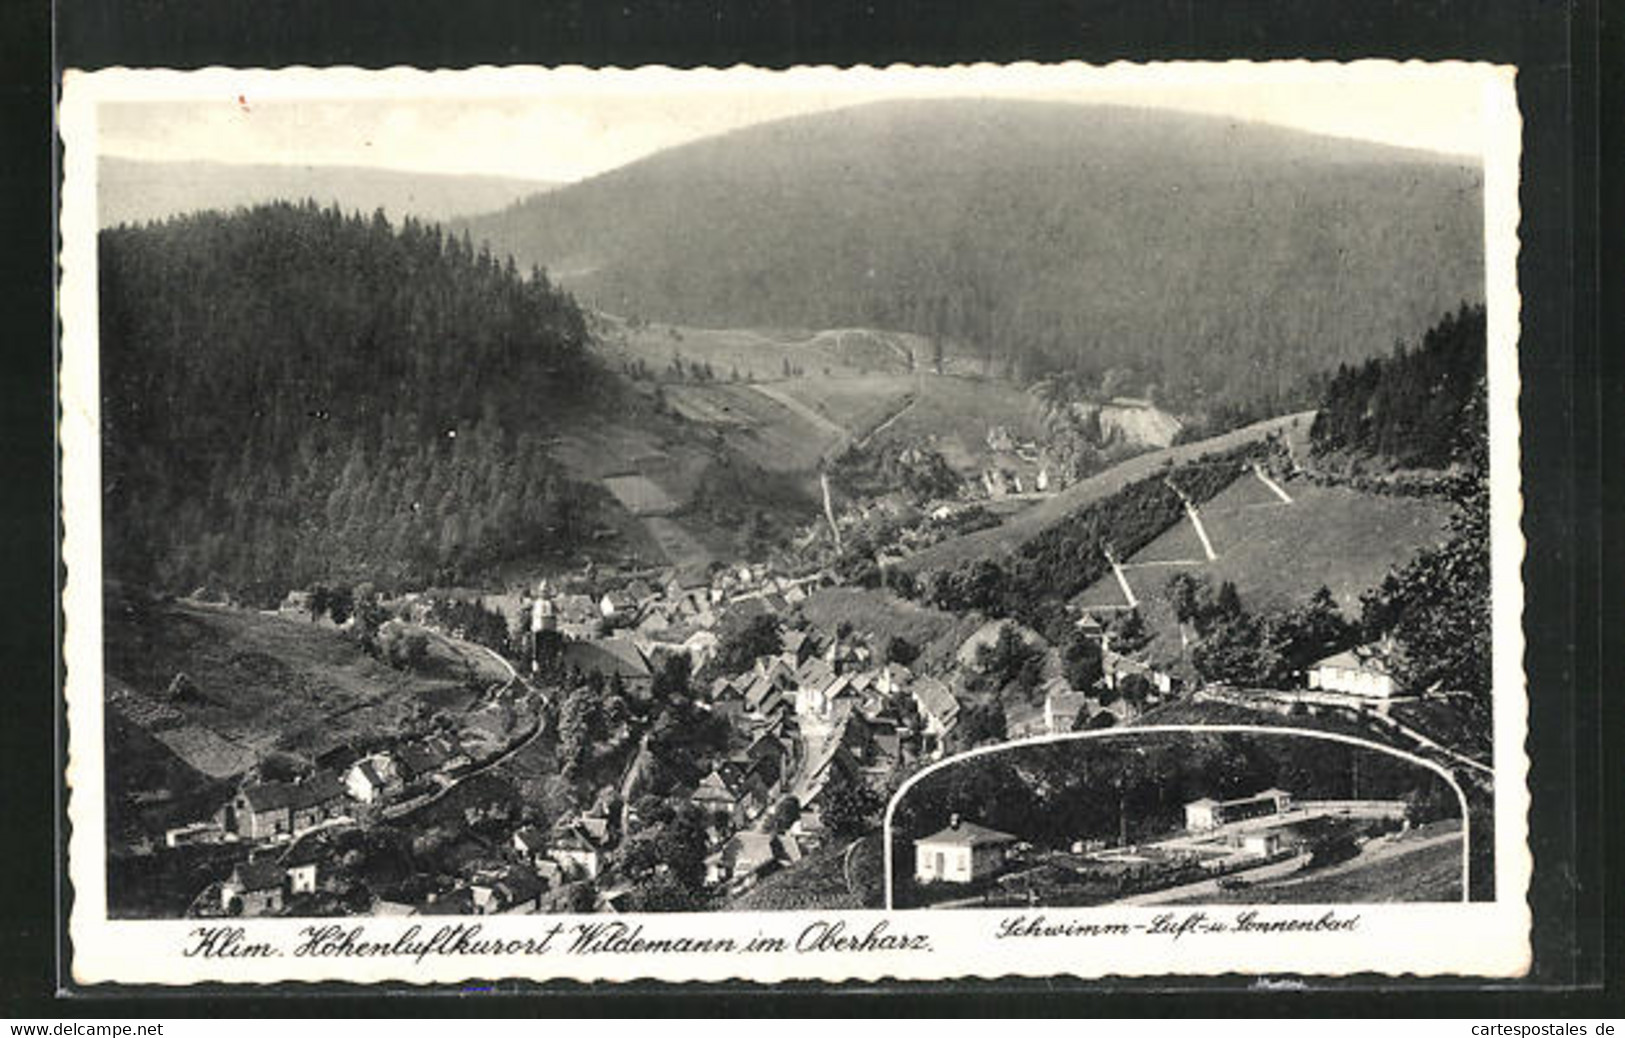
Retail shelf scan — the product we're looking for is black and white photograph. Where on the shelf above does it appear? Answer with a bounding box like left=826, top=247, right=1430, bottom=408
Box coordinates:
left=887, top=727, right=1474, bottom=910
left=57, top=60, right=1527, bottom=983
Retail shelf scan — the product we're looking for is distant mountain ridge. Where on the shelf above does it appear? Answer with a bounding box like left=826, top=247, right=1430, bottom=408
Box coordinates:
left=458, top=99, right=1483, bottom=413
left=99, top=156, right=556, bottom=228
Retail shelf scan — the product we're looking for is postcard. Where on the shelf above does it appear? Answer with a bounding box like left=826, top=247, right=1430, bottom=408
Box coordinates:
left=59, top=60, right=1528, bottom=985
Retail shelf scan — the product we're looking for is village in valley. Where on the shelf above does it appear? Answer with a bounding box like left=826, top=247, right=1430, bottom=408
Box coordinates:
left=119, top=402, right=1488, bottom=919
left=95, top=86, right=1496, bottom=920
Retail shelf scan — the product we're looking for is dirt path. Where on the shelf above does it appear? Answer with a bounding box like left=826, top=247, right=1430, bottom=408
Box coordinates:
left=749, top=382, right=850, bottom=443
left=854, top=392, right=918, bottom=450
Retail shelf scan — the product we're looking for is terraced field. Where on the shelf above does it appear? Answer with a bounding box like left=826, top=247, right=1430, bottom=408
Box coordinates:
left=1088, top=472, right=1452, bottom=655
left=901, top=411, right=1315, bottom=573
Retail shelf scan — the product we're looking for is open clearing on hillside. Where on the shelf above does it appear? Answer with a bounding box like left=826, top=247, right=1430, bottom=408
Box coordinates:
left=768, top=375, right=916, bottom=437
left=590, top=314, right=993, bottom=383
left=592, top=317, right=927, bottom=381
left=864, top=374, right=1050, bottom=471
left=800, top=587, right=985, bottom=673
left=901, top=411, right=1316, bottom=572
left=602, top=473, right=679, bottom=516
left=1079, top=472, right=1451, bottom=654
left=664, top=383, right=839, bottom=472
left=103, top=598, right=477, bottom=766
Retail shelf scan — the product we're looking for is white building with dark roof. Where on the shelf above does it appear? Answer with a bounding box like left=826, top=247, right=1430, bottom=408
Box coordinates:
left=913, top=815, right=1017, bottom=884
left=1307, top=645, right=1398, bottom=699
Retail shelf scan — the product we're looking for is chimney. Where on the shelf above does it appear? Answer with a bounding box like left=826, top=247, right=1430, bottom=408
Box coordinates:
left=949, top=812, right=961, bottom=830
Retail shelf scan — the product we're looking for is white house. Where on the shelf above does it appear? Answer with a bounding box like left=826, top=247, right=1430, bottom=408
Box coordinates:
left=286, top=861, right=319, bottom=895
left=344, top=754, right=402, bottom=804
left=1184, top=788, right=1293, bottom=831
left=1236, top=831, right=1285, bottom=857
left=549, top=827, right=604, bottom=879
left=914, top=815, right=1017, bottom=884
left=1307, top=646, right=1399, bottom=699
left=1042, top=684, right=1090, bottom=734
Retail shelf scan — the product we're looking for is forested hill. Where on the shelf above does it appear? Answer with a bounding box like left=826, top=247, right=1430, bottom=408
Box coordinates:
left=458, top=99, right=1484, bottom=412
left=99, top=201, right=605, bottom=600
left=1309, top=303, right=1487, bottom=469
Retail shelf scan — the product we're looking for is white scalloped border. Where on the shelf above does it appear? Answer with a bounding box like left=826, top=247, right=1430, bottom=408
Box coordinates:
left=58, top=59, right=1528, bottom=988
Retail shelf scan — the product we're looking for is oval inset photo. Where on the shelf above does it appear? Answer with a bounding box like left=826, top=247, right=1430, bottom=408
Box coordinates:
left=886, top=727, right=1470, bottom=910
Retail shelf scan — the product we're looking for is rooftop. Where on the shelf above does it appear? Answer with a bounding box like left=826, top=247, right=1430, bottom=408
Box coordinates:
left=915, top=819, right=1018, bottom=848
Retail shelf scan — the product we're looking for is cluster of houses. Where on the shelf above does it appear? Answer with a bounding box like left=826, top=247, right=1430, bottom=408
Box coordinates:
left=524, top=565, right=831, bottom=676
left=679, top=630, right=961, bottom=892
left=178, top=733, right=477, bottom=850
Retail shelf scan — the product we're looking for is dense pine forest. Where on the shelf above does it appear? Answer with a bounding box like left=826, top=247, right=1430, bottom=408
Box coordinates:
left=99, top=202, right=605, bottom=601
left=462, top=100, right=1484, bottom=414
left=1309, top=304, right=1487, bottom=469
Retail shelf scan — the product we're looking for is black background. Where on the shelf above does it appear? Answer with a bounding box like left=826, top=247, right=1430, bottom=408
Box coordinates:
left=3, top=0, right=1612, bottom=1016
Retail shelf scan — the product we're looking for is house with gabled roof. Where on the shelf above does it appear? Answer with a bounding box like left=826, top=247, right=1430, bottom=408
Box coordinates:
left=344, top=753, right=403, bottom=804
left=287, top=771, right=348, bottom=831
left=790, top=735, right=863, bottom=815
left=1043, top=682, right=1090, bottom=734
left=599, top=590, right=638, bottom=620
left=221, top=782, right=293, bottom=840
left=780, top=629, right=816, bottom=664
left=913, top=815, right=1017, bottom=884
left=222, top=771, right=351, bottom=840
left=549, top=824, right=606, bottom=879
left=220, top=859, right=286, bottom=915
left=910, top=676, right=960, bottom=741
left=471, top=866, right=545, bottom=914
left=1306, top=644, right=1398, bottom=699
left=690, top=767, right=753, bottom=828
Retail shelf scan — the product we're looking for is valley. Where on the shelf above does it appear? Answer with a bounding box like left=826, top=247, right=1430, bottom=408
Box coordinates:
left=89, top=92, right=1496, bottom=922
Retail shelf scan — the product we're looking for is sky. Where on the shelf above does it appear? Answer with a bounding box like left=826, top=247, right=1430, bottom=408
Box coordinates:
left=95, top=62, right=1503, bottom=183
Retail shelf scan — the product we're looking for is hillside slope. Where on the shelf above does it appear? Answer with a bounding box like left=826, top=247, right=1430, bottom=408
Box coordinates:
left=900, top=411, right=1313, bottom=572
left=461, top=99, right=1483, bottom=410
left=100, top=156, right=555, bottom=228
left=1078, top=471, right=1452, bottom=659
left=98, top=202, right=816, bottom=598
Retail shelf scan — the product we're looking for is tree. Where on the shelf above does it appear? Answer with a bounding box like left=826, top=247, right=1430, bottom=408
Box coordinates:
left=557, top=686, right=598, bottom=779
left=380, top=624, right=430, bottom=671
left=1190, top=612, right=1265, bottom=686
left=1062, top=631, right=1104, bottom=690
left=974, top=623, right=1040, bottom=693
left=765, top=795, right=802, bottom=835
left=1116, top=672, right=1154, bottom=706
left=951, top=698, right=1008, bottom=752
left=819, top=769, right=884, bottom=838
left=557, top=881, right=598, bottom=914
left=619, top=803, right=709, bottom=890
left=883, top=635, right=920, bottom=667
left=713, top=613, right=782, bottom=674
left=1109, top=609, right=1151, bottom=654
left=651, top=652, right=692, bottom=702
left=1164, top=572, right=1207, bottom=628
left=625, top=871, right=701, bottom=912
left=1358, top=423, right=1489, bottom=717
